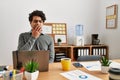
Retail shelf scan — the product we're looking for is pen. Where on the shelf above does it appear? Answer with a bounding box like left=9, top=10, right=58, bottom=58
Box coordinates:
left=9, top=71, right=13, bottom=80
left=13, top=69, right=16, bottom=80
left=13, top=70, right=16, bottom=75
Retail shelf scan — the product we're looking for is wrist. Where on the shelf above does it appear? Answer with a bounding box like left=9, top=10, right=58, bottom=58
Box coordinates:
left=31, top=36, right=37, bottom=39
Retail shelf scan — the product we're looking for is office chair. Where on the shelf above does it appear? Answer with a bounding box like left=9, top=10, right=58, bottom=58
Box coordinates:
left=77, top=55, right=101, bottom=61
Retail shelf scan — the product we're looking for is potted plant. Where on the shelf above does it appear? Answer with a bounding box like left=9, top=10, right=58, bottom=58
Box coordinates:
left=57, top=38, right=62, bottom=46
left=24, top=60, right=39, bottom=80
left=100, top=56, right=111, bottom=73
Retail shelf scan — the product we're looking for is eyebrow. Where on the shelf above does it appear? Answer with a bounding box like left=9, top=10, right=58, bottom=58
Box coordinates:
left=33, top=20, right=43, bottom=22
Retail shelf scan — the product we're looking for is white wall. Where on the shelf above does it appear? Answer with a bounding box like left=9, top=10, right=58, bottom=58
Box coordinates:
left=98, top=0, right=120, bottom=59
left=0, top=0, right=111, bottom=65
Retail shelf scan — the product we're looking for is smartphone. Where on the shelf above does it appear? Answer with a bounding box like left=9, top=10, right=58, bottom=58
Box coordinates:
left=73, top=62, right=83, bottom=68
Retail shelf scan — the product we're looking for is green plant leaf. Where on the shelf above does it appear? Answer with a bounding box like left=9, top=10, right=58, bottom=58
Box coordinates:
left=24, top=60, right=39, bottom=73
left=57, top=38, right=62, bottom=42
left=100, top=56, right=111, bottom=66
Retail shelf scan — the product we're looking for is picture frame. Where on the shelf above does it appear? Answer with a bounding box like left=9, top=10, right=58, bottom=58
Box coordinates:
left=106, top=4, right=118, bottom=29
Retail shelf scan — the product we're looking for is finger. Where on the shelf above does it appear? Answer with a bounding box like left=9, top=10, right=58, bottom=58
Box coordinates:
left=38, top=28, right=42, bottom=33
left=37, top=28, right=41, bottom=32
left=33, top=26, right=38, bottom=31
left=37, top=26, right=42, bottom=32
left=37, top=26, right=41, bottom=30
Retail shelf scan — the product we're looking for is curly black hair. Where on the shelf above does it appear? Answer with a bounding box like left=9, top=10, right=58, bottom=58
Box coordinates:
left=29, top=10, right=46, bottom=22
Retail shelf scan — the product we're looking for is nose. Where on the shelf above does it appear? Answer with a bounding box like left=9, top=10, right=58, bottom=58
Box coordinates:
left=36, top=21, right=40, bottom=24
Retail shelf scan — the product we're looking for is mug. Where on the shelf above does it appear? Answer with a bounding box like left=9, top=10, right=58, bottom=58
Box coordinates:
left=61, top=58, right=71, bottom=71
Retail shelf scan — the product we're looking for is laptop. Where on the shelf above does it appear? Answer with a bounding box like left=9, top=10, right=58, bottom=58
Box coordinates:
left=12, top=50, right=49, bottom=72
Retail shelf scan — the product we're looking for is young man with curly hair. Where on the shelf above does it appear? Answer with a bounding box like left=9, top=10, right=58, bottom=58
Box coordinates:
left=17, top=10, right=54, bottom=63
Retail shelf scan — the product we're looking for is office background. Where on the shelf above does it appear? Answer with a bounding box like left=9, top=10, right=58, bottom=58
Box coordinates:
left=0, top=0, right=119, bottom=65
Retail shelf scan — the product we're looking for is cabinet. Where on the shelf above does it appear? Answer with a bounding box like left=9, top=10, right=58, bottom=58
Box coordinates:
left=54, top=44, right=108, bottom=61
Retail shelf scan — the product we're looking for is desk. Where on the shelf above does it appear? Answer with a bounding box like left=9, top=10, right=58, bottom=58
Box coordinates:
left=39, top=64, right=108, bottom=80
left=38, top=59, right=120, bottom=80
left=3, top=59, right=119, bottom=80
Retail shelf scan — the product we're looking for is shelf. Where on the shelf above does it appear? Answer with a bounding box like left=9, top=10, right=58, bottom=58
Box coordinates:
left=54, top=44, right=108, bottom=61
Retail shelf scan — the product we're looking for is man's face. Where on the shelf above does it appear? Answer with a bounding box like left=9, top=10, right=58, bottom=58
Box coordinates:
left=30, top=16, right=44, bottom=29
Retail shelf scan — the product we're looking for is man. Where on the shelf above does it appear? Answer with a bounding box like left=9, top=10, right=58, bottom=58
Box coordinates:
left=17, top=10, right=54, bottom=63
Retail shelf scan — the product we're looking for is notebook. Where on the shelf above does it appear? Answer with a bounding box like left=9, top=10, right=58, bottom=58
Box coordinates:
left=12, top=50, right=49, bottom=72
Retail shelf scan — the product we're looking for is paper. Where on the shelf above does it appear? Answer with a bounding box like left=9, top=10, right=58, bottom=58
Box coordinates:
left=0, top=71, right=5, bottom=77
left=80, top=61, right=101, bottom=71
left=110, top=61, right=120, bottom=69
left=60, top=70, right=101, bottom=80
left=107, top=19, right=115, bottom=28
left=42, top=25, right=52, bottom=34
left=55, top=35, right=66, bottom=43
left=106, top=6, right=114, bottom=16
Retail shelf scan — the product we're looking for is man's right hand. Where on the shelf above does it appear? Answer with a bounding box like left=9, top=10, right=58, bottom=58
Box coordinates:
left=32, top=26, right=42, bottom=39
